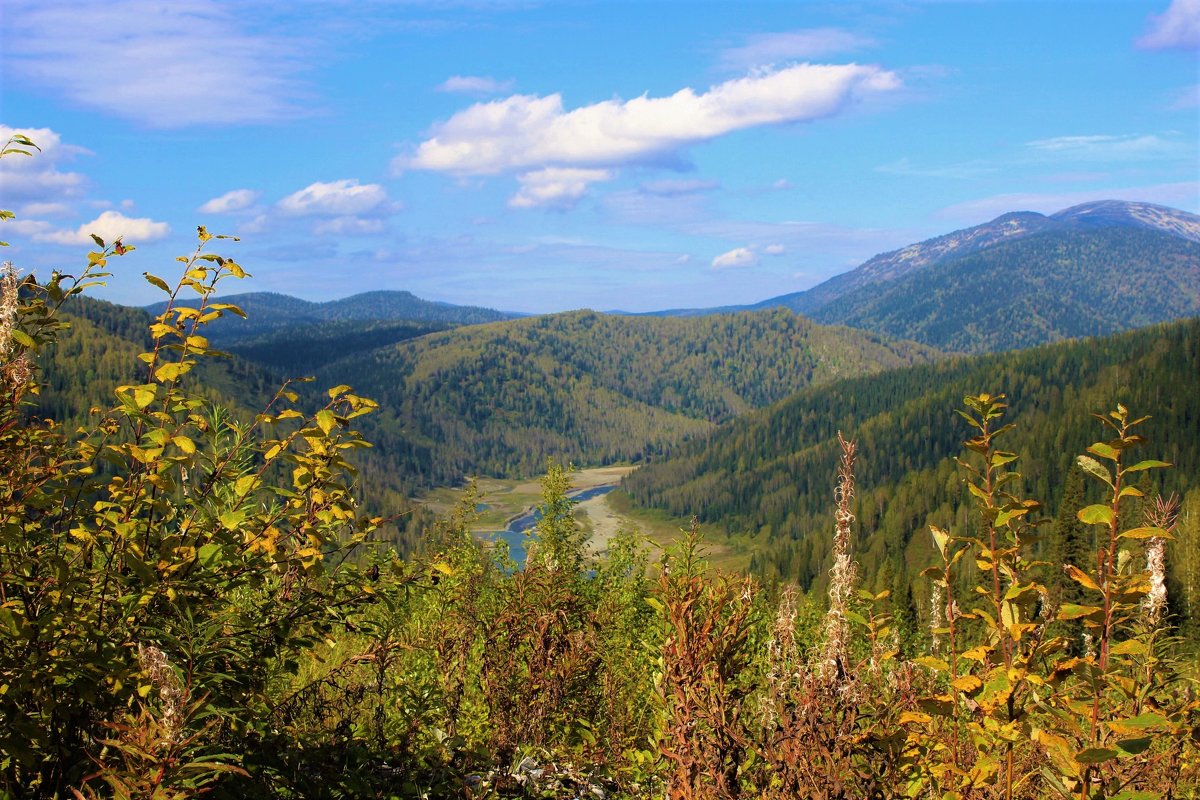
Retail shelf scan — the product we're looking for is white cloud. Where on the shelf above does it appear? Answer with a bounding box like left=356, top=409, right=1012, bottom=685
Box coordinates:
left=31, top=210, right=170, bottom=246
left=719, top=29, right=875, bottom=71
left=0, top=124, right=89, bottom=204
left=199, top=189, right=261, bottom=214
left=764, top=243, right=786, bottom=255
left=436, top=75, right=515, bottom=95
left=509, top=167, right=613, bottom=209
left=711, top=246, right=758, bottom=270
left=1025, top=133, right=1189, bottom=161
left=3, top=0, right=310, bottom=127
left=1137, top=0, right=1200, bottom=50
left=278, top=179, right=391, bottom=217
left=401, top=63, right=901, bottom=176
left=936, top=181, right=1200, bottom=222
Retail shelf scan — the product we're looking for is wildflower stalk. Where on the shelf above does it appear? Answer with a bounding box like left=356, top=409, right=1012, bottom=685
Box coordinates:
left=819, top=432, right=858, bottom=683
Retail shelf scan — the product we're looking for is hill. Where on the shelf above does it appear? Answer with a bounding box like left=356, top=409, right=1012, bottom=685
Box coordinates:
left=752, top=200, right=1200, bottom=322
left=313, top=308, right=939, bottom=486
left=144, top=289, right=515, bottom=342
left=808, top=226, right=1200, bottom=352
left=622, top=317, right=1200, bottom=597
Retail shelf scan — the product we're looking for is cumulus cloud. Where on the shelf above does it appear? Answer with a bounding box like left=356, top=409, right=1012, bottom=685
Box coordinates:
left=509, top=168, right=613, bottom=209
left=719, top=29, right=875, bottom=71
left=1137, top=0, right=1200, bottom=50
left=199, top=189, right=261, bottom=214
left=28, top=210, right=170, bottom=246
left=3, top=0, right=310, bottom=127
left=0, top=124, right=89, bottom=204
left=278, top=179, right=391, bottom=217
left=711, top=246, right=758, bottom=270
left=401, top=63, right=901, bottom=177
left=764, top=243, right=786, bottom=255
left=266, top=179, right=398, bottom=236
left=436, top=75, right=515, bottom=95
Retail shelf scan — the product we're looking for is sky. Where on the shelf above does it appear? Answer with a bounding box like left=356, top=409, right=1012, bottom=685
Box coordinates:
left=1, top=0, right=1197, bottom=314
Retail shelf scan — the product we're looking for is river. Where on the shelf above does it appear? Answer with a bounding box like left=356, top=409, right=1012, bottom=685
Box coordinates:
left=485, top=484, right=617, bottom=567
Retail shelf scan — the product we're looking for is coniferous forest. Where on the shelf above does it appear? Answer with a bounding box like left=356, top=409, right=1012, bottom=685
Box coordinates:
left=3, top=133, right=1200, bottom=800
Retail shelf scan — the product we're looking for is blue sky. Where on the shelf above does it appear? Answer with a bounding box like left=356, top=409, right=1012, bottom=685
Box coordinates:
left=1, top=1, right=1197, bottom=313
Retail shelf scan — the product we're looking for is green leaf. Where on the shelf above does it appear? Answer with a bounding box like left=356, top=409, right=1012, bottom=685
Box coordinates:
left=198, top=543, right=222, bottom=567
left=219, top=510, right=245, bottom=531
left=1124, top=459, right=1171, bottom=473
left=1087, top=441, right=1119, bottom=461
left=1077, top=504, right=1114, bottom=526
left=1058, top=604, right=1103, bottom=621
left=1074, top=747, right=1118, bottom=764
left=9, top=329, right=34, bottom=348
left=1119, top=526, right=1171, bottom=540
left=1107, top=712, right=1169, bottom=736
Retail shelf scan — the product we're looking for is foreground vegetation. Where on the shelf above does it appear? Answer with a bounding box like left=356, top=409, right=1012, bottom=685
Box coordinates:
left=2, top=139, right=1198, bottom=797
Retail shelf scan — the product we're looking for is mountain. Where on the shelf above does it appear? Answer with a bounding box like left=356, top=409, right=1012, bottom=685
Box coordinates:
left=741, top=201, right=1200, bottom=352
left=622, top=317, right=1200, bottom=593
left=754, top=210, right=1058, bottom=316
left=1050, top=199, right=1200, bottom=241
left=311, top=308, right=939, bottom=486
left=144, top=290, right=516, bottom=342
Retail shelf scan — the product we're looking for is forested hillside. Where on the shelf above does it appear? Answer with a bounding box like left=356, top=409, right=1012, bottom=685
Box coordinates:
left=144, top=289, right=513, bottom=342
left=36, top=294, right=437, bottom=553
left=624, top=317, right=1200, bottom=620
left=315, top=308, right=939, bottom=485
left=809, top=227, right=1200, bottom=352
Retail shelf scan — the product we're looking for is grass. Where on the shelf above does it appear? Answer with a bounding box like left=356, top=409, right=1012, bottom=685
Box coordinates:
left=416, top=466, right=751, bottom=572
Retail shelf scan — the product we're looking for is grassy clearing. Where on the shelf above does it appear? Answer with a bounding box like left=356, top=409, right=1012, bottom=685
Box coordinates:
left=416, top=466, right=750, bottom=572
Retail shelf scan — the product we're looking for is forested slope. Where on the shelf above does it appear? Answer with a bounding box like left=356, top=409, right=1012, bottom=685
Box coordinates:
left=624, top=317, right=1200, bottom=602
left=809, top=227, right=1200, bottom=352
left=316, top=308, right=939, bottom=485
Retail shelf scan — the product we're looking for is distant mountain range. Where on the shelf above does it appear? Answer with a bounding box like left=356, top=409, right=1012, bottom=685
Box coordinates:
left=645, top=200, right=1200, bottom=352
left=144, top=289, right=517, bottom=342
left=143, top=200, right=1199, bottom=356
